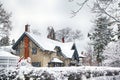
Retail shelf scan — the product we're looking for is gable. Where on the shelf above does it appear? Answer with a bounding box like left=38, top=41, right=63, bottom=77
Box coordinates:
left=12, top=32, right=44, bottom=51
left=71, top=43, right=79, bottom=60
left=12, top=33, right=25, bottom=50
left=72, top=43, right=75, bottom=50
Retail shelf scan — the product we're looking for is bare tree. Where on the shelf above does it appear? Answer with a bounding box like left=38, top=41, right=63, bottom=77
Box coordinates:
left=70, top=0, right=89, bottom=17
left=55, top=27, right=83, bottom=42
left=31, top=29, right=41, bottom=35
left=69, top=0, right=120, bottom=24
left=83, top=43, right=93, bottom=66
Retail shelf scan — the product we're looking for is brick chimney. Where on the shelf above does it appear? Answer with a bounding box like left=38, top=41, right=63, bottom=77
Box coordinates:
left=25, top=24, right=30, bottom=32
left=62, top=37, right=65, bottom=43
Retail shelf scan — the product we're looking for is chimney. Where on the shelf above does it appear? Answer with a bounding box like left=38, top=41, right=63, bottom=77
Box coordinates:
left=25, top=24, right=30, bottom=32
left=62, top=37, right=65, bottom=43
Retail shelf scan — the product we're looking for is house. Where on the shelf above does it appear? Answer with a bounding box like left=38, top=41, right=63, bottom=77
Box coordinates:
left=12, top=25, right=83, bottom=67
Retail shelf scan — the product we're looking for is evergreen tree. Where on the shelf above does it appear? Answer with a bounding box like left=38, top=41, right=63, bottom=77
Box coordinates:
left=0, top=36, right=10, bottom=46
left=88, top=17, right=114, bottom=66
left=0, top=2, right=12, bottom=46
left=103, top=40, right=120, bottom=67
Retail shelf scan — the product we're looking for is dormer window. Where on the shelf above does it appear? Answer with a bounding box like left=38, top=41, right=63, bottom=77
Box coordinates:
left=54, top=46, right=64, bottom=57
left=32, top=47, right=37, bottom=54
left=54, top=46, right=61, bottom=52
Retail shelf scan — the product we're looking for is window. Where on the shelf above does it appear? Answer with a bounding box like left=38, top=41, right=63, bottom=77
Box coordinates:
left=32, top=62, right=41, bottom=67
left=32, top=47, right=37, bottom=54
left=54, top=46, right=61, bottom=52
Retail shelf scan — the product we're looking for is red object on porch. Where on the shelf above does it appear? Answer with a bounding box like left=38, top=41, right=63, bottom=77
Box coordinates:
left=18, top=56, right=24, bottom=62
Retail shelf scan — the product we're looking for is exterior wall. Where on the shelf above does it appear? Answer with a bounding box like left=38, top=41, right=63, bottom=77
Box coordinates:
left=29, top=40, right=43, bottom=66
left=14, top=36, right=71, bottom=67
left=29, top=40, right=63, bottom=67
left=15, top=40, right=24, bottom=57
left=64, top=58, right=71, bottom=66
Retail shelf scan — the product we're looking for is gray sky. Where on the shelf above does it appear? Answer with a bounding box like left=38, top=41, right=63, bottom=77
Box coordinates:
left=1, top=0, right=93, bottom=51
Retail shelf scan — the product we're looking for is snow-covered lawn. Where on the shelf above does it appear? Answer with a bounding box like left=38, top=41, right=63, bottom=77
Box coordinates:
left=1, top=66, right=120, bottom=80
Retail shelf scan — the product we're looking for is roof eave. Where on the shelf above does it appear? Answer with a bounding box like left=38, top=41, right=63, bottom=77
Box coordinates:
left=12, top=32, right=45, bottom=51
left=12, top=32, right=26, bottom=49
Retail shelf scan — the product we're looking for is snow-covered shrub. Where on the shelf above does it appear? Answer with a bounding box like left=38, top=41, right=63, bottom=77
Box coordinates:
left=0, top=69, right=18, bottom=80
left=0, top=66, right=120, bottom=80
left=114, top=71, right=119, bottom=75
left=68, top=73, right=82, bottom=80
left=105, top=70, right=113, bottom=76
left=40, top=71, right=55, bottom=80
left=85, top=71, right=91, bottom=78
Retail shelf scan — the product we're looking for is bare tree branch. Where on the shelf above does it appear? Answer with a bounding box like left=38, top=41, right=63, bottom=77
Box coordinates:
left=68, top=0, right=74, bottom=2
left=96, top=1, right=120, bottom=23
left=55, top=27, right=83, bottom=42
left=71, top=0, right=89, bottom=17
left=70, top=0, right=120, bottom=24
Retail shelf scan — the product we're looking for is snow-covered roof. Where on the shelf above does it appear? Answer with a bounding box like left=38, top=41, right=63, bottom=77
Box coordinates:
left=79, top=54, right=86, bottom=58
left=74, top=40, right=87, bottom=58
left=50, top=58, right=63, bottom=63
left=0, top=50, right=19, bottom=58
left=14, top=32, right=74, bottom=58
left=0, top=45, right=15, bottom=53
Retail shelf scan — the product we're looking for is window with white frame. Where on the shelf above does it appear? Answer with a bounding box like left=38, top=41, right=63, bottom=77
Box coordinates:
left=32, top=62, right=41, bottom=67
left=32, top=47, right=37, bottom=54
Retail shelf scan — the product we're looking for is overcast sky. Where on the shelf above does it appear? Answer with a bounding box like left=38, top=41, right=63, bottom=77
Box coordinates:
left=1, top=0, right=93, bottom=51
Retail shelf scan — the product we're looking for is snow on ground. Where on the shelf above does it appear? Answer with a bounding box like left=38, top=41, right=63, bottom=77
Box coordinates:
left=1, top=66, right=120, bottom=80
